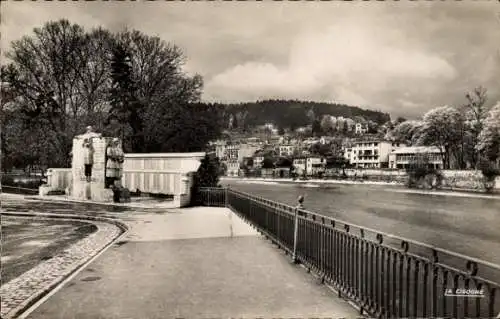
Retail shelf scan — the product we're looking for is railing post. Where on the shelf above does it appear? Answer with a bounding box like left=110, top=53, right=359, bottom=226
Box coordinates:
left=292, top=206, right=299, bottom=263
left=293, top=195, right=305, bottom=264
left=225, top=187, right=229, bottom=207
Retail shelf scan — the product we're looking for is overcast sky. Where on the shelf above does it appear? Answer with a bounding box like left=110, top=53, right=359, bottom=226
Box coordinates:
left=2, top=1, right=499, bottom=119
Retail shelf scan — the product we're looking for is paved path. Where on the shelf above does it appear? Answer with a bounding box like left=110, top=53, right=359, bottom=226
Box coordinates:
left=21, top=204, right=361, bottom=318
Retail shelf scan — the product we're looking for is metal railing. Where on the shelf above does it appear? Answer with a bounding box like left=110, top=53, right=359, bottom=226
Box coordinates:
left=196, top=187, right=500, bottom=318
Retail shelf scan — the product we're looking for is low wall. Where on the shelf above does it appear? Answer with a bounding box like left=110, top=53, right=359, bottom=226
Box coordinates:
left=341, top=169, right=500, bottom=192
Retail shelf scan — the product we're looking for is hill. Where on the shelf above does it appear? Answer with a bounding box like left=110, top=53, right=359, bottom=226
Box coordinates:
left=207, top=99, right=391, bottom=131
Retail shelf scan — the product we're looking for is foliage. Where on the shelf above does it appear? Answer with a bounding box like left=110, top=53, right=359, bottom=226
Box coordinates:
left=405, top=154, right=443, bottom=189
left=275, top=157, right=293, bottom=168
left=309, top=142, right=332, bottom=157
left=261, top=157, right=275, bottom=169
left=107, top=39, right=144, bottom=152
left=477, top=102, right=500, bottom=163
left=388, top=120, right=423, bottom=145
left=192, top=154, right=221, bottom=188
left=325, top=156, right=348, bottom=169
left=416, top=106, right=465, bottom=169
left=220, top=99, right=390, bottom=133
left=2, top=20, right=220, bottom=171
left=478, top=160, right=500, bottom=192
left=462, top=87, right=489, bottom=168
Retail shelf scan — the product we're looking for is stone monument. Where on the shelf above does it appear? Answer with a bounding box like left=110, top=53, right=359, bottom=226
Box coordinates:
left=71, top=126, right=120, bottom=202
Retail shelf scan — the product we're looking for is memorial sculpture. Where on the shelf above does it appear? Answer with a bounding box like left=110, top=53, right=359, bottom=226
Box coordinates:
left=105, top=138, right=124, bottom=188
left=83, top=139, right=94, bottom=183
left=65, top=127, right=130, bottom=203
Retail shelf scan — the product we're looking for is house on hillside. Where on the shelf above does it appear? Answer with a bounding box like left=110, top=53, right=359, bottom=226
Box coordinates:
left=278, top=144, right=295, bottom=157
left=345, top=140, right=393, bottom=168
left=355, top=123, right=369, bottom=135
left=293, top=155, right=325, bottom=176
left=388, top=146, right=444, bottom=169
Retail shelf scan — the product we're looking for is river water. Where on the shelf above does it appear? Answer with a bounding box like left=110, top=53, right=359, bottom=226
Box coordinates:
left=222, top=179, right=500, bottom=266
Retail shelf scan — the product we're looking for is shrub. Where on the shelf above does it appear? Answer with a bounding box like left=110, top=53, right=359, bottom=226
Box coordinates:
left=190, top=154, right=222, bottom=206
left=405, top=155, right=443, bottom=189
left=479, top=160, right=500, bottom=192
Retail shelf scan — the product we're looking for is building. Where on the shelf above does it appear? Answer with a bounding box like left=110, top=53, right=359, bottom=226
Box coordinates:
left=293, top=156, right=325, bottom=176
left=252, top=150, right=265, bottom=168
left=388, top=146, right=444, bottom=169
left=226, top=159, right=240, bottom=176
left=278, top=145, right=295, bottom=157
left=220, top=142, right=260, bottom=176
left=355, top=123, right=369, bottom=135
left=213, top=140, right=228, bottom=160
left=344, top=140, right=393, bottom=168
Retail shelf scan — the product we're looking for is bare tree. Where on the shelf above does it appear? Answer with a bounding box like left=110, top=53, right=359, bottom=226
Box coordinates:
left=462, top=86, right=489, bottom=168
left=2, top=20, right=107, bottom=166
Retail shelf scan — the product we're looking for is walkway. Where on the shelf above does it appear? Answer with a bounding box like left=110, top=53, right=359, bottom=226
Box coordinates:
left=11, top=199, right=361, bottom=318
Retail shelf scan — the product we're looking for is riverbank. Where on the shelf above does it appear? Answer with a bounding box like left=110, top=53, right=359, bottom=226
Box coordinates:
left=220, top=177, right=500, bottom=199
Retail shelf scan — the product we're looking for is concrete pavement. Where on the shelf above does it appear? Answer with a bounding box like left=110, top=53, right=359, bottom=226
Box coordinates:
left=25, top=206, right=362, bottom=319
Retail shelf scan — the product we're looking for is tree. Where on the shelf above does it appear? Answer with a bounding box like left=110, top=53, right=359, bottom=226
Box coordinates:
left=114, top=29, right=207, bottom=153
left=462, top=87, right=490, bottom=168
left=275, top=157, right=293, bottom=167
left=261, top=157, right=275, bottom=169
left=312, top=118, right=322, bottom=137
left=235, top=110, right=249, bottom=131
left=1, top=20, right=112, bottom=167
left=107, top=40, right=143, bottom=152
left=477, top=102, right=500, bottom=163
left=416, top=106, right=465, bottom=169
left=309, top=142, right=331, bottom=157
left=389, top=120, right=423, bottom=145
left=395, top=117, right=407, bottom=124
left=278, top=126, right=285, bottom=135
left=320, top=115, right=336, bottom=134
left=2, top=20, right=220, bottom=171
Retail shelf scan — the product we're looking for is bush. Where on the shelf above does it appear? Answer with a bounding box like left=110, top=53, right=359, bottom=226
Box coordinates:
left=406, top=164, right=443, bottom=189
left=190, top=154, right=222, bottom=206
left=479, top=160, right=500, bottom=192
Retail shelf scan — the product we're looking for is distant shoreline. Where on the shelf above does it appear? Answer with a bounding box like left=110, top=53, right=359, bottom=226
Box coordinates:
left=220, top=177, right=500, bottom=199
left=221, top=176, right=403, bottom=187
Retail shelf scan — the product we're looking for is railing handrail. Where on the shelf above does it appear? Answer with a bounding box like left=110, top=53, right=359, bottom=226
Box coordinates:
left=200, top=186, right=500, bottom=272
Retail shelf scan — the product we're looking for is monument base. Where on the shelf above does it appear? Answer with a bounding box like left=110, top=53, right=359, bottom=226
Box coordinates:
left=115, top=187, right=131, bottom=203
left=90, top=183, right=114, bottom=202
left=39, top=185, right=52, bottom=197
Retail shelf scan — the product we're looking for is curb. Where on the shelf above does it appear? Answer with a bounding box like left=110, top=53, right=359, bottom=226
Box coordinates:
left=1, top=211, right=129, bottom=319
left=22, top=195, right=178, bottom=210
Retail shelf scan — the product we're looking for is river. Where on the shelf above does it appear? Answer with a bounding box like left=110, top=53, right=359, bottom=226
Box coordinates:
left=222, top=179, right=500, bottom=267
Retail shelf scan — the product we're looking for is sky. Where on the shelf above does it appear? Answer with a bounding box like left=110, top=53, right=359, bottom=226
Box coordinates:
left=2, top=1, right=500, bottom=119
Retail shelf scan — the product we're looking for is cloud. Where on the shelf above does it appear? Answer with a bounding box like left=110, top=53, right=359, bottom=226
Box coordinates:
left=1, top=1, right=499, bottom=118
left=205, top=23, right=458, bottom=112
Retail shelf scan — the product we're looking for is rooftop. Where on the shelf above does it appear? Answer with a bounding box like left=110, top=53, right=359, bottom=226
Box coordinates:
left=391, top=146, right=443, bottom=154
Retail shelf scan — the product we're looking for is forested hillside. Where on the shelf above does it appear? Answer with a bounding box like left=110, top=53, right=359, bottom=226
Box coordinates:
left=208, top=99, right=391, bottom=131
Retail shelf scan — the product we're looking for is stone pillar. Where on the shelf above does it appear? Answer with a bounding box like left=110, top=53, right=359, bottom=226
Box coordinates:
left=71, top=136, right=113, bottom=202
